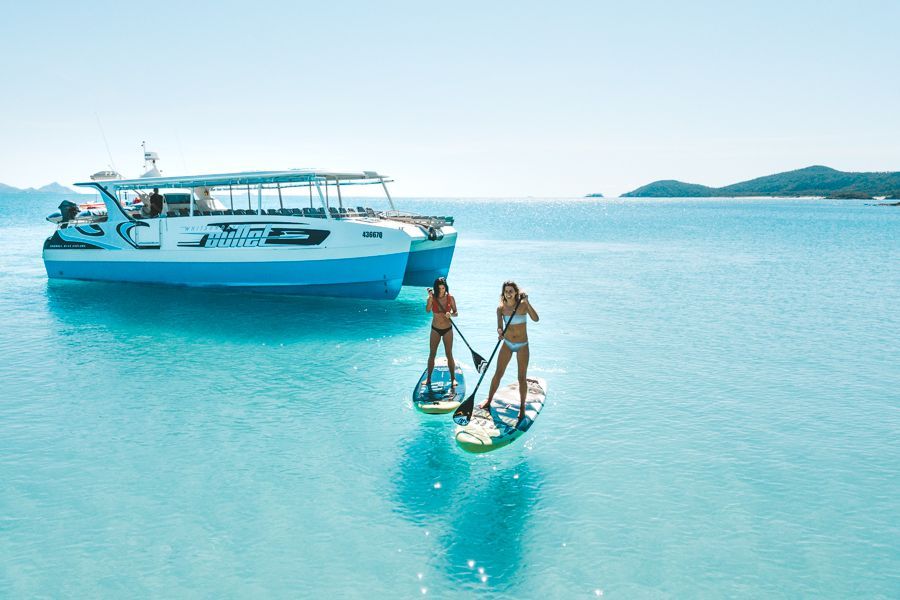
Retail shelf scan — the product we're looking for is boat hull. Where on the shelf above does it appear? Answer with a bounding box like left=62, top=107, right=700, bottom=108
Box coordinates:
left=42, top=215, right=421, bottom=300
left=44, top=251, right=409, bottom=299
left=403, top=229, right=457, bottom=286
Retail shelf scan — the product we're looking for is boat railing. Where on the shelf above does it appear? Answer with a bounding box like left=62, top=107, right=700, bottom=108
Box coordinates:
left=51, top=206, right=454, bottom=225
left=55, top=215, right=108, bottom=228
left=379, top=210, right=454, bottom=227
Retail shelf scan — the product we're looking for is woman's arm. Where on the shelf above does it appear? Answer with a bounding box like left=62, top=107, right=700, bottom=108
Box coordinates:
left=496, top=306, right=504, bottom=338
left=449, top=296, right=458, bottom=317
left=426, top=289, right=434, bottom=313
left=523, top=293, right=539, bottom=322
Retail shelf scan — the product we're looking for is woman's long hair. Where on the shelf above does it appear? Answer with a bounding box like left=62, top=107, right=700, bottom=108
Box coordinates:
left=433, top=277, right=449, bottom=295
left=499, top=280, right=520, bottom=304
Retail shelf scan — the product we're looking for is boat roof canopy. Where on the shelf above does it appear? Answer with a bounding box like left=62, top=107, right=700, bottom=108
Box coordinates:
left=74, top=169, right=389, bottom=191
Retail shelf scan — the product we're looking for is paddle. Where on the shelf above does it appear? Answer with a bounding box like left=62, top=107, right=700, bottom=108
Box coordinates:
left=448, top=319, right=487, bottom=374
left=453, top=294, right=524, bottom=426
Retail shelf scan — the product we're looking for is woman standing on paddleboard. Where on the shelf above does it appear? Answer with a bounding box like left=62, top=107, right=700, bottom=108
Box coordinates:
left=426, top=277, right=458, bottom=389
left=481, top=281, right=539, bottom=423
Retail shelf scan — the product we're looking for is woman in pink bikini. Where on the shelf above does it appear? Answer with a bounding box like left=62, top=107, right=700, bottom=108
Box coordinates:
left=425, top=277, right=458, bottom=388
left=480, top=280, right=540, bottom=423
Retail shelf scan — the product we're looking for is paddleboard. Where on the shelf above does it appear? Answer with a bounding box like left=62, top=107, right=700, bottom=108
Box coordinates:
left=455, top=377, right=547, bottom=453
left=413, top=358, right=465, bottom=414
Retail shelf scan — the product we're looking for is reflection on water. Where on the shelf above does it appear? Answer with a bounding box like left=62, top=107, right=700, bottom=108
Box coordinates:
left=391, top=419, right=543, bottom=595
left=442, top=460, right=543, bottom=593
left=44, top=279, right=424, bottom=343
left=7, top=196, right=897, bottom=596
left=391, top=420, right=471, bottom=525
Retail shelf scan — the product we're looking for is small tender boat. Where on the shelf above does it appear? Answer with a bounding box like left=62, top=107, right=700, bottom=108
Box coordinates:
left=45, top=200, right=108, bottom=224
left=42, top=153, right=456, bottom=299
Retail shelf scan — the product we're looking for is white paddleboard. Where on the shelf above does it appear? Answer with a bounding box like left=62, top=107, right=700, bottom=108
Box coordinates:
left=455, top=377, right=547, bottom=452
left=413, top=358, right=465, bottom=414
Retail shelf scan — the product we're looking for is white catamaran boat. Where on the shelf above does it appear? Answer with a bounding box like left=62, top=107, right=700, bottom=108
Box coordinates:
left=43, top=158, right=456, bottom=299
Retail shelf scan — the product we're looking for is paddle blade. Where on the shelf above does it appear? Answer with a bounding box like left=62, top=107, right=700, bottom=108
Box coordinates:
left=473, top=352, right=488, bottom=374
left=453, top=393, right=476, bottom=426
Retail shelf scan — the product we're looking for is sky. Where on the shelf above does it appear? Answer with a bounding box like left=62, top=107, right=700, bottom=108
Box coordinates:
left=1, top=0, right=898, bottom=197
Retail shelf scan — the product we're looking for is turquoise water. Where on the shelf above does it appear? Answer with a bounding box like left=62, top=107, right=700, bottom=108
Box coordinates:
left=1, top=194, right=898, bottom=597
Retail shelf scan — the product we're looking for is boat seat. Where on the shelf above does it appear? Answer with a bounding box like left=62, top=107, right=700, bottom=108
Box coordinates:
left=224, top=209, right=234, bottom=215
left=200, top=211, right=211, bottom=216
left=290, top=208, right=302, bottom=215
left=278, top=208, right=292, bottom=215
left=212, top=210, right=224, bottom=215
left=366, top=208, right=376, bottom=217
left=166, top=211, right=176, bottom=217
left=328, top=207, right=340, bottom=217
left=179, top=209, right=190, bottom=216
left=267, top=208, right=278, bottom=215
left=356, top=206, right=366, bottom=214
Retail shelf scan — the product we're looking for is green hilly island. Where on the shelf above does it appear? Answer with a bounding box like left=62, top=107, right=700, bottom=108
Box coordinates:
left=622, top=166, right=900, bottom=198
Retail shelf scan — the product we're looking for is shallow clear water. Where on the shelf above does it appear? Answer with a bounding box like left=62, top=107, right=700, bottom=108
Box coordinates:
left=1, top=194, right=898, bottom=597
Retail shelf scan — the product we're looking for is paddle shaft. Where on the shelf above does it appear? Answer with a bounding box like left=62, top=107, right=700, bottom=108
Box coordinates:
left=448, top=319, right=486, bottom=371
left=453, top=295, right=524, bottom=423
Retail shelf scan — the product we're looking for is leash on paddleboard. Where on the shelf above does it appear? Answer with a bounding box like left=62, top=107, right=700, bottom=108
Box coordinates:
left=453, top=294, right=524, bottom=426
left=448, top=320, right=487, bottom=374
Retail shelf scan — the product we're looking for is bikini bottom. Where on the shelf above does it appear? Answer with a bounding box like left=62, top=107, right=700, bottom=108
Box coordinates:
left=503, top=339, right=528, bottom=352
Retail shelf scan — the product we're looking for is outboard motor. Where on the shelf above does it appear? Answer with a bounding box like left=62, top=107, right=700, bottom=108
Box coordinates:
left=58, top=200, right=79, bottom=223
left=426, top=226, right=444, bottom=241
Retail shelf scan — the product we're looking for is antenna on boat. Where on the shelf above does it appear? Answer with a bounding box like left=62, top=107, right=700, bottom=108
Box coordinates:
left=94, top=112, right=118, bottom=172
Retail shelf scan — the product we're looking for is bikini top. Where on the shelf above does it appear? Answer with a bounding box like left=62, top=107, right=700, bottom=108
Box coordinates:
left=432, top=294, right=455, bottom=314
left=504, top=311, right=527, bottom=326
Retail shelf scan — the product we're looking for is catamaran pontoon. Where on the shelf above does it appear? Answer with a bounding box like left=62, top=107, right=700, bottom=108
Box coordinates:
left=43, top=168, right=456, bottom=299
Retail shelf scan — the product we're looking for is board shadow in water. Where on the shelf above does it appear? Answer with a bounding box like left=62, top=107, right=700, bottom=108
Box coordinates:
left=390, top=421, right=543, bottom=594
left=43, top=279, right=424, bottom=343
left=391, top=420, right=472, bottom=525
left=440, top=460, right=543, bottom=593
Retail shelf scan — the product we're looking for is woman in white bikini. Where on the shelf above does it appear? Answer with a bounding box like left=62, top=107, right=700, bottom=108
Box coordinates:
left=480, top=280, right=539, bottom=423
left=425, top=277, right=458, bottom=389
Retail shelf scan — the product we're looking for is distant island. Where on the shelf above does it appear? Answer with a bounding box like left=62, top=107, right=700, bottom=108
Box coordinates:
left=622, top=166, right=900, bottom=198
left=0, top=182, right=80, bottom=194
left=585, top=193, right=604, bottom=198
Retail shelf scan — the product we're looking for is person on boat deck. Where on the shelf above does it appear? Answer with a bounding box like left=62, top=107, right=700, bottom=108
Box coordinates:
left=148, top=188, right=165, bottom=217
left=425, top=277, right=458, bottom=389
left=480, top=280, right=539, bottom=425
